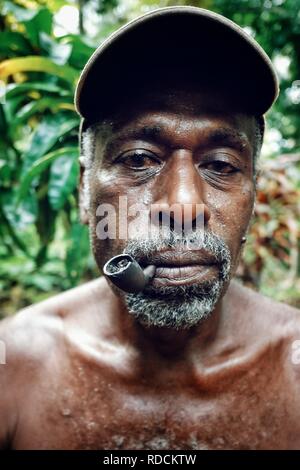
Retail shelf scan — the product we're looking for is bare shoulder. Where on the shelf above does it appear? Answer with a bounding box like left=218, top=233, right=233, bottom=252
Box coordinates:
left=228, top=280, right=300, bottom=393
left=0, top=299, right=64, bottom=444
left=226, top=279, right=300, bottom=359
left=0, top=277, right=107, bottom=362
left=0, top=277, right=107, bottom=447
left=229, top=278, right=300, bottom=329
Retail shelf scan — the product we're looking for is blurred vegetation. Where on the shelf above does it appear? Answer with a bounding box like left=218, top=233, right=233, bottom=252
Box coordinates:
left=0, top=0, right=299, bottom=317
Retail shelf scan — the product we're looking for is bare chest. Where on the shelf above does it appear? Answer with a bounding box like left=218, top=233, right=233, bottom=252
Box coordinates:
left=13, top=362, right=300, bottom=450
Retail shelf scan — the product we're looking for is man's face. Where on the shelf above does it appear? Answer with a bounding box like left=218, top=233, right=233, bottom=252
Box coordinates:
left=84, top=84, right=257, bottom=330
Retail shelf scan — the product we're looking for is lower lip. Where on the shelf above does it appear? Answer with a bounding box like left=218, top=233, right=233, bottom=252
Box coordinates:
left=152, top=264, right=218, bottom=287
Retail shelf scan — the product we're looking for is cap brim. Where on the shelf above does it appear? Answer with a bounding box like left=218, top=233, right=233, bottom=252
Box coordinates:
left=75, top=6, right=279, bottom=123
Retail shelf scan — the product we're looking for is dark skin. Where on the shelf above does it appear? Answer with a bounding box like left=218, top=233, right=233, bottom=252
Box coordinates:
left=1, top=85, right=300, bottom=450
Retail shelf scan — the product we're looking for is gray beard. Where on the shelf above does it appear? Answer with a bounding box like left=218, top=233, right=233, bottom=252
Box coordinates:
left=122, top=229, right=232, bottom=330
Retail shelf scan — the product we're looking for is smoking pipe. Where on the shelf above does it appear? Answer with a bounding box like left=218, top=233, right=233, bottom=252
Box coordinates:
left=103, top=254, right=156, bottom=293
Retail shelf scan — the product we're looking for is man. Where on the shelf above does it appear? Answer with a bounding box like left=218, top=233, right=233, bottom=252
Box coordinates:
left=0, top=6, right=300, bottom=450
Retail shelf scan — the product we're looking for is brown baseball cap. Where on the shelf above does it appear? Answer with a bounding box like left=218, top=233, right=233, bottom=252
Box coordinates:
left=75, top=6, right=279, bottom=127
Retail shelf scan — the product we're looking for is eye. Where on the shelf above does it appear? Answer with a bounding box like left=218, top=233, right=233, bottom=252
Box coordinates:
left=116, top=150, right=160, bottom=170
left=201, top=161, right=239, bottom=174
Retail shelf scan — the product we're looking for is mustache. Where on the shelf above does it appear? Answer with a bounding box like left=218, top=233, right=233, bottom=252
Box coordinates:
left=122, top=229, right=231, bottom=272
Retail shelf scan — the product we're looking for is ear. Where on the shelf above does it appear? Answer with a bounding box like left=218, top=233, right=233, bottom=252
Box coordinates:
left=79, top=156, right=89, bottom=225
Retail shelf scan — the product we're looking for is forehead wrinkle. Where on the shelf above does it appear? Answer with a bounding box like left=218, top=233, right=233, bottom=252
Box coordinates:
left=103, top=124, right=165, bottom=157
left=103, top=113, right=251, bottom=157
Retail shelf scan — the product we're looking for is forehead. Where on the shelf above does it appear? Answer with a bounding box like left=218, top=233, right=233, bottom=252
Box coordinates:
left=101, top=81, right=256, bottom=144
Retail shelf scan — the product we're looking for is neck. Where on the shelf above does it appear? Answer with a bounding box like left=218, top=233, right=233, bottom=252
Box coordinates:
left=109, top=285, right=225, bottom=361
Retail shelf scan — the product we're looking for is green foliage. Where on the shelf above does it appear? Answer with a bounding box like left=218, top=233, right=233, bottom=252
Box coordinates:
left=0, top=0, right=299, bottom=317
left=0, top=0, right=97, bottom=315
left=212, top=0, right=300, bottom=153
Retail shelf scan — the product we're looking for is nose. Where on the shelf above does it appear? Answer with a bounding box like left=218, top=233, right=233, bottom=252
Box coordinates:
left=151, top=150, right=211, bottom=233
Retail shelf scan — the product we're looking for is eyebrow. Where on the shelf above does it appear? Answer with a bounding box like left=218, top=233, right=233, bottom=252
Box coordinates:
left=104, top=123, right=250, bottom=157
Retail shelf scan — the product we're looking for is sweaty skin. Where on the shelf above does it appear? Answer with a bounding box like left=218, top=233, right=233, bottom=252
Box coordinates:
left=0, top=86, right=300, bottom=450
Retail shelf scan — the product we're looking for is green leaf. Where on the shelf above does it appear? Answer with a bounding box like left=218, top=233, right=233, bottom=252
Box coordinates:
left=0, top=158, right=12, bottom=184
left=17, top=147, right=79, bottom=204
left=0, top=104, right=7, bottom=135
left=3, top=3, right=53, bottom=48
left=60, top=35, right=95, bottom=69
left=0, top=206, right=32, bottom=256
left=0, top=32, right=33, bottom=57
left=24, top=8, right=53, bottom=48
left=35, top=195, right=56, bottom=264
left=39, top=32, right=72, bottom=66
left=3, top=1, right=38, bottom=22
left=21, top=113, right=79, bottom=173
left=14, top=98, right=54, bottom=124
left=3, top=94, right=27, bottom=124
left=48, top=151, right=79, bottom=210
left=66, top=223, right=90, bottom=286
left=5, top=81, right=71, bottom=98
left=11, top=97, right=74, bottom=130
left=0, top=56, right=78, bottom=86
left=1, top=187, right=38, bottom=233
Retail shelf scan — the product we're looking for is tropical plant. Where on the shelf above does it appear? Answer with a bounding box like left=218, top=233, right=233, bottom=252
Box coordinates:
left=0, top=1, right=97, bottom=315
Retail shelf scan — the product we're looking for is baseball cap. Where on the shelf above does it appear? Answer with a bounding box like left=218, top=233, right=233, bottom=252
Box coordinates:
left=75, top=6, right=279, bottom=128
